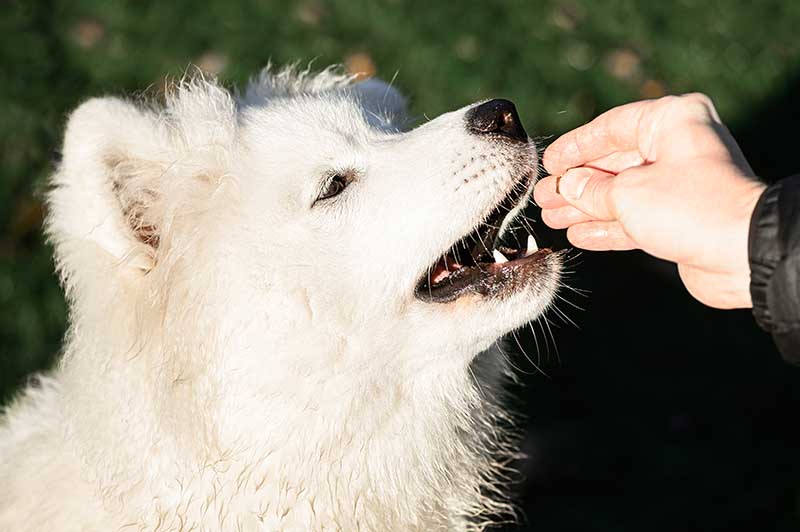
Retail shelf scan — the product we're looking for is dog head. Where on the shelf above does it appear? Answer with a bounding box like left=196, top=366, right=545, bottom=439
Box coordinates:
left=49, top=65, right=561, bottom=386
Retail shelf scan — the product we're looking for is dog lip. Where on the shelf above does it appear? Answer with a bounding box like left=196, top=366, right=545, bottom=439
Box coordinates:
left=414, top=171, right=553, bottom=304
left=414, top=248, right=553, bottom=303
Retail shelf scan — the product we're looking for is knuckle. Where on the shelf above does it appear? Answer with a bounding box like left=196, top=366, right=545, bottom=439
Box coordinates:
left=655, top=94, right=681, bottom=106
left=606, top=172, right=638, bottom=217
left=571, top=129, right=589, bottom=160
left=684, top=91, right=712, bottom=105
left=586, top=175, right=613, bottom=219
left=678, top=92, right=718, bottom=120
left=604, top=178, right=621, bottom=214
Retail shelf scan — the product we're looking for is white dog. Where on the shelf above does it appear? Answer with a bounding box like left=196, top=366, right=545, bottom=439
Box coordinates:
left=0, top=65, right=561, bottom=531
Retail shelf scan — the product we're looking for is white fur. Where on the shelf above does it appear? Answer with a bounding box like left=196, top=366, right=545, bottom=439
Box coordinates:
left=0, top=65, right=560, bottom=531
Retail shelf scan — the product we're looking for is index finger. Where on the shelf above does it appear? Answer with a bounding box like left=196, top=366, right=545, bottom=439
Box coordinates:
left=543, top=98, right=651, bottom=176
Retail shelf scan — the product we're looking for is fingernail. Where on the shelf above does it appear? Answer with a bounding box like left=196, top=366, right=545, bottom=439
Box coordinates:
left=559, top=168, right=591, bottom=200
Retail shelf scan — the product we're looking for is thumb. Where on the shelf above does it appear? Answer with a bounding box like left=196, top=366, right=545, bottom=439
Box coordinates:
left=557, top=167, right=618, bottom=221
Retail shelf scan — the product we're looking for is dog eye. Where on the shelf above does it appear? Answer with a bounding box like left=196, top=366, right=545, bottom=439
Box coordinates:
left=315, top=171, right=353, bottom=205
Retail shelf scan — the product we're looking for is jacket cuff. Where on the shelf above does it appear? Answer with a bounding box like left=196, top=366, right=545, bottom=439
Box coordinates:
left=749, top=175, right=800, bottom=364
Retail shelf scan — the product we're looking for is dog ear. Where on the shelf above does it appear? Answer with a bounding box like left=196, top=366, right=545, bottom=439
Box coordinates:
left=351, top=78, right=408, bottom=130
left=47, top=98, right=168, bottom=282
left=48, top=81, right=236, bottom=295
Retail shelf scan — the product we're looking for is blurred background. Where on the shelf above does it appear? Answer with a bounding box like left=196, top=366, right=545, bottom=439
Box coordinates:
left=3, top=0, right=800, bottom=530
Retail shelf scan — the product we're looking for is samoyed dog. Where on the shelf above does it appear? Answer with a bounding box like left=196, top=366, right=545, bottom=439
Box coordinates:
left=0, top=65, right=561, bottom=531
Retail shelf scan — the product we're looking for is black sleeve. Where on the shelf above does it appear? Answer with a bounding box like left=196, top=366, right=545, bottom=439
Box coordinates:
left=749, top=175, right=800, bottom=363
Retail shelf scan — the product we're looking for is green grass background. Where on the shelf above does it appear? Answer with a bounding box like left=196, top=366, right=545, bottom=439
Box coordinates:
left=3, top=1, right=800, bottom=530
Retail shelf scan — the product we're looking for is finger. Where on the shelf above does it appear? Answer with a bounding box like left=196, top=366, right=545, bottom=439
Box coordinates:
left=545, top=93, right=726, bottom=176
left=557, top=167, right=618, bottom=221
left=566, top=221, right=637, bottom=251
left=532, top=175, right=570, bottom=209
left=585, top=149, right=645, bottom=175
left=543, top=99, right=651, bottom=175
left=541, top=205, right=594, bottom=229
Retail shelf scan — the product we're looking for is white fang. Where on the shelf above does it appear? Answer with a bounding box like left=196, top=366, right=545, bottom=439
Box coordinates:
left=493, top=249, right=508, bottom=263
left=526, top=235, right=538, bottom=255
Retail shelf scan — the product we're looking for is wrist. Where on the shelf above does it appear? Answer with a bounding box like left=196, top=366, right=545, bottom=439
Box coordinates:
left=677, top=180, right=764, bottom=309
left=679, top=264, right=752, bottom=309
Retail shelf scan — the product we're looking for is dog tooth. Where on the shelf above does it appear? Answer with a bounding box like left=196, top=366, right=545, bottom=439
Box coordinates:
left=492, top=249, right=508, bottom=264
left=526, top=235, right=538, bottom=255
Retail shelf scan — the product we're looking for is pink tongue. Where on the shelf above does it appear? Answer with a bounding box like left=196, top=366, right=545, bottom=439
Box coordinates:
left=431, top=257, right=462, bottom=284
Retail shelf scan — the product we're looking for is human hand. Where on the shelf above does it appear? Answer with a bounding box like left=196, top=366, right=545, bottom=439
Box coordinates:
left=534, top=93, right=766, bottom=309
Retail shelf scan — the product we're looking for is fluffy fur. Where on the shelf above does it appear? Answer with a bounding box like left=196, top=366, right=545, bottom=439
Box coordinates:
left=0, top=65, right=561, bottom=531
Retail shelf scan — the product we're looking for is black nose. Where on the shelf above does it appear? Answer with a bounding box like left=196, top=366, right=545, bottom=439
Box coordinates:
left=466, top=99, right=528, bottom=142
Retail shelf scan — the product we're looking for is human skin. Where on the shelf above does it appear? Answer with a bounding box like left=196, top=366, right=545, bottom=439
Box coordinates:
left=533, top=93, right=767, bottom=309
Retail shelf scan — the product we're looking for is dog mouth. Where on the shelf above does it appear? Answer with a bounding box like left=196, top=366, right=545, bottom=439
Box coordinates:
left=415, top=173, right=552, bottom=303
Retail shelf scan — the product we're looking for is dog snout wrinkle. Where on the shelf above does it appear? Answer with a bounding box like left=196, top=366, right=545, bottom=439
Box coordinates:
left=466, top=99, right=527, bottom=142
